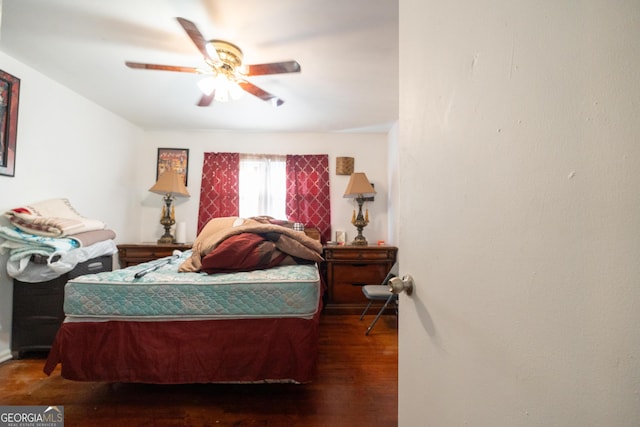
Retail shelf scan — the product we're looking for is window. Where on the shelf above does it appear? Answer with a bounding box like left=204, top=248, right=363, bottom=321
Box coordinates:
left=199, top=152, right=330, bottom=241
left=238, top=154, right=286, bottom=219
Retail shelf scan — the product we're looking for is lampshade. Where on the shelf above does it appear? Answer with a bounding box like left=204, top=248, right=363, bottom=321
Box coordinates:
left=149, top=168, right=190, bottom=198
left=343, top=172, right=376, bottom=198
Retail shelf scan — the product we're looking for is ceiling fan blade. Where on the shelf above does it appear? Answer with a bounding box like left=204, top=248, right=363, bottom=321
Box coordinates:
left=125, top=61, right=199, bottom=73
left=176, top=17, right=219, bottom=63
left=197, top=93, right=215, bottom=107
left=243, top=61, right=301, bottom=76
left=238, top=80, right=285, bottom=107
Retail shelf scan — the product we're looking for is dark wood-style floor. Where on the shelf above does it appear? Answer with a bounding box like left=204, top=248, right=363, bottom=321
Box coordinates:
left=0, top=314, right=398, bottom=426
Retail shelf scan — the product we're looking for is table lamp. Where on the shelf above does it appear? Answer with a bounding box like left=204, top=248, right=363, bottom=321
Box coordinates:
left=343, top=172, right=376, bottom=246
left=149, top=168, right=190, bottom=243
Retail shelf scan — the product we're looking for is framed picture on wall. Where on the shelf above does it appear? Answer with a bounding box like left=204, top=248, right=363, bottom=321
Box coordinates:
left=156, top=148, right=189, bottom=186
left=0, top=69, right=20, bottom=177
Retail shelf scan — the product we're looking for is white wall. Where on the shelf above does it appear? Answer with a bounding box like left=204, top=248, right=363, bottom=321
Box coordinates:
left=399, top=1, right=640, bottom=426
left=0, top=52, right=143, bottom=361
left=135, top=131, right=392, bottom=245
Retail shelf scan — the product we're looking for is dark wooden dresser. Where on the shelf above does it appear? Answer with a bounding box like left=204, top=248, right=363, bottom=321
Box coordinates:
left=11, top=255, right=113, bottom=359
left=323, top=245, right=398, bottom=314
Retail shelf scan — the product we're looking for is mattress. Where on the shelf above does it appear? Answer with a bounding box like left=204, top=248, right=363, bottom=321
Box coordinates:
left=63, top=250, right=321, bottom=320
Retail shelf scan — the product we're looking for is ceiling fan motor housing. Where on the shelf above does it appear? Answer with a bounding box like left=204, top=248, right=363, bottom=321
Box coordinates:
left=207, top=40, right=243, bottom=70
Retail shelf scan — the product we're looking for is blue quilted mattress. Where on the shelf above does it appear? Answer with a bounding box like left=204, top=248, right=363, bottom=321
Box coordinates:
left=63, top=251, right=321, bottom=320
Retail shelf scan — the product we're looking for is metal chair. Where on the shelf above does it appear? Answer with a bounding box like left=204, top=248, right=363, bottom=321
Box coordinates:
left=359, top=262, right=399, bottom=335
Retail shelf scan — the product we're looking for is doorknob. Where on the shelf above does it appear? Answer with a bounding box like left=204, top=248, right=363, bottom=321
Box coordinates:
left=388, top=274, right=414, bottom=296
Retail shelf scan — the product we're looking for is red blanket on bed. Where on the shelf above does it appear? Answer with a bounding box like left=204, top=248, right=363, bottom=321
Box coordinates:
left=200, top=232, right=313, bottom=273
left=179, top=217, right=323, bottom=274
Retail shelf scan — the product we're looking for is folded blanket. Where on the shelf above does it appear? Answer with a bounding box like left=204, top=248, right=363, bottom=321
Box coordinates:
left=6, top=239, right=117, bottom=282
left=0, top=225, right=80, bottom=262
left=4, top=198, right=106, bottom=237
left=179, top=217, right=323, bottom=273
left=69, top=228, right=117, bottom=247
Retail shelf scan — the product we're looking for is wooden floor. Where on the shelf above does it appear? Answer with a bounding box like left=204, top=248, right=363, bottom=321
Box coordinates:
left=0, top=314, right=398, bottom=426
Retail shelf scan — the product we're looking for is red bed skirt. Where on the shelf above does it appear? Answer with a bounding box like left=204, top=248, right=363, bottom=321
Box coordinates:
left=44, top=311, right=320, bottom=384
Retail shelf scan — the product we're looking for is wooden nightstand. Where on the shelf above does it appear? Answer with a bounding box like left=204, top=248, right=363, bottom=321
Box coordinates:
left=323, top=245, right=398, bottom=315
left=117, top=243, right=192, bottom=267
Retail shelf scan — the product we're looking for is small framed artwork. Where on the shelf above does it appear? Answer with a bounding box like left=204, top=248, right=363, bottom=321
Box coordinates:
left=0, top=69, right=20, bottom=177
left=157, top=148, right=189, bottom=186
left=336, top=230, right=347, bottom=245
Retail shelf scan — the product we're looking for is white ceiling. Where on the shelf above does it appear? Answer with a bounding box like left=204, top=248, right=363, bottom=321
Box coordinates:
left=0, top=0, right=398, bottom=133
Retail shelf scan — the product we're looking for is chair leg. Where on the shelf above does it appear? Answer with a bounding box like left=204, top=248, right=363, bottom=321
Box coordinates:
left=365, top=295, right=396, bottom=336
left=394, top=300, right=399, bottom=328
left=359, top=300, right=374, bottom=321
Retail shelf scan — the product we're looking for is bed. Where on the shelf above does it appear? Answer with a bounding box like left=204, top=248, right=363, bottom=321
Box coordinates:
left=44, top=217, right=324, bottom=384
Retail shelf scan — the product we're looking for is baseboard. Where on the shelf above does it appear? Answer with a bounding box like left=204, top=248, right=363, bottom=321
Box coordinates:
left=0, top=349, right=13, bottom=364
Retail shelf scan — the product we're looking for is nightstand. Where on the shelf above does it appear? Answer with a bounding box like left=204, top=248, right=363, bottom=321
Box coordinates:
left=117, top=243, right=192, bottom=267
left=323, top=245, right=398, bottom=315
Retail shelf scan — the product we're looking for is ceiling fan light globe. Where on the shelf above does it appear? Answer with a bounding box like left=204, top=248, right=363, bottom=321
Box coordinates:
left=197, top=76, right=216, bottom=95
left=229, top=81, right=244, bottom=100
left=214, top=89, right=230, bottom=103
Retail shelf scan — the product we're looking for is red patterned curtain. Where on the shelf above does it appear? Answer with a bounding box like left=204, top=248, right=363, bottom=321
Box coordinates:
left=285, top=154, right=331, bottom=242
left=197, top=152, right=240, bottom=233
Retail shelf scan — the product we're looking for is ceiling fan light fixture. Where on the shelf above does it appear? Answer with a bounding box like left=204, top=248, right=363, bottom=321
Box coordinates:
left=214, top=77, right=244, bottom=102
left=127, top=18, right=298, bottom=107
left=198, top=76, right=216, bottom=96
left=228, top=80, right=244, bottom=100
left=199, top=74, right=244, bottom=102
left=214, top=88, right=230, bottom=103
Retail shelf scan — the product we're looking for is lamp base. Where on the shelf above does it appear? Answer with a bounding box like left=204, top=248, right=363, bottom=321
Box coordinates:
left=157, top=235, right=175, bottom=244
left=350, top=196, right=370, bottom=246
left=158, top=194, right=176, bottom=244
left=350, top=234, right=368, bottom=246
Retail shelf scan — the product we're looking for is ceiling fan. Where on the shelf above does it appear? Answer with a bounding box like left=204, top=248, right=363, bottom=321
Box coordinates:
left=125, top=17, right=301, bottom=107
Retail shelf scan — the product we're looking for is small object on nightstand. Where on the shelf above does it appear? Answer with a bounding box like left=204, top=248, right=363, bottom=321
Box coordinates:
left=175, top=222, right=187, bottom=244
